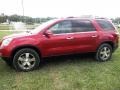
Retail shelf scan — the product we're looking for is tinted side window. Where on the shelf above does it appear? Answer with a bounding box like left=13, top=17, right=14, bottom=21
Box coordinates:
left=96, top=20, right=115, bottom=30
left=72, top=20, right=96, bottom=32
left=50, top=20, right=72, bottom=34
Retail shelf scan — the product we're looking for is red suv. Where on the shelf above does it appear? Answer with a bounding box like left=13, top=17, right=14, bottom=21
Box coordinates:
left=0, top=17, right=119, bottom=71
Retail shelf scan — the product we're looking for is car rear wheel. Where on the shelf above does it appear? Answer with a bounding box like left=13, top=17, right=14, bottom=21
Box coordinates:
left=13, top=48, right=40, bottom=72
left=95, top=43, right=112, bottom=62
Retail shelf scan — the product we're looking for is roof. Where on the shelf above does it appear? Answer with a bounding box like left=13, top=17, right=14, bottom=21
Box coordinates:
left=64, top=17, right=109, bottom=21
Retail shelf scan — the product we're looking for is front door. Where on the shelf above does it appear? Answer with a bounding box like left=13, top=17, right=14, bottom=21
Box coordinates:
left=41, top=20, right=75, bottom=57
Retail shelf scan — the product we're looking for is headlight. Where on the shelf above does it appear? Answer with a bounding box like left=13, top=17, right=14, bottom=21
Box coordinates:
left=1, top=38, right=13, bottom=47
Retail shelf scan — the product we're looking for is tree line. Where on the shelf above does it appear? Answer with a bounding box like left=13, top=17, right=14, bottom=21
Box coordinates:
left=1, top=13, right=120, bottom=25
left=0, top=13, right=55, bottom=24
left=111, top=18, right=120, bottom=24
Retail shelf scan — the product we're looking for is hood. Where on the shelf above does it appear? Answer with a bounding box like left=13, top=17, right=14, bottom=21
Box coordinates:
left=3, top=32, right=33, bottom=39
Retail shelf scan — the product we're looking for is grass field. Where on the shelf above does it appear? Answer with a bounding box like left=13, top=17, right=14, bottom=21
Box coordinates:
left=0, top=29, right=120, bottom=90
left=0, top=24, right=38, bottom=30
left=0, top=31, right=13, bottom=40
left=0, top=24, right=12, bottom=30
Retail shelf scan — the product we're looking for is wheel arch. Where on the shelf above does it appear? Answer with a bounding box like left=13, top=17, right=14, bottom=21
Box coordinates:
left=97, top=41, right=114, bottom=51
left=11, top=45, right=42, bottom=60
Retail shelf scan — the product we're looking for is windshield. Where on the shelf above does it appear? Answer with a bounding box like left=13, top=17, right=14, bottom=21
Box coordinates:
left=31, top=19, right=58, bottom=34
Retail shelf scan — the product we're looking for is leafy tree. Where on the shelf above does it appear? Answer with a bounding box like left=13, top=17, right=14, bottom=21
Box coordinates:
left=0, top=13, right=56, bottom=24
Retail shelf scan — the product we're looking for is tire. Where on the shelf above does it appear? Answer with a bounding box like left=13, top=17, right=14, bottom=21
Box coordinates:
left=13, top=48, right=40, bottom=72
left=95, top=43, right=112, bottom=62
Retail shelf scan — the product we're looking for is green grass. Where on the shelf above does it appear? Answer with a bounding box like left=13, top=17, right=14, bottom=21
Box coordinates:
left=0, top=24, right=38, bottom=30
left=26, top=24, right=39, bottom=29
left=0, top=50, right=120, bottom=90
left=0, top=29, right=120, bottom=90
left=0, top=31, right=13, bottom=40
left=0, top=24, right=13, bottom=30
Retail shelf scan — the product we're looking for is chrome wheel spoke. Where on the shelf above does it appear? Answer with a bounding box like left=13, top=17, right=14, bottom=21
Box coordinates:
left=106, top=49, right=110, bottom=54
left=100, top=46, right=111, bottom=60
left=104, top=47, right=107, bottom=52
left=18, top=57, right=25, bottom=62
left=29, top=58, right=35, bottom=62
left=18, top=53, right=36, bottom=70
left=25, top=53, right=30, bottom=59
left=100, top=51, right=105, bottom=54
left=22, top=62, right=27, bottom=66
left=26, top=62, right=31, bottom=66
left=101, top=54, right=106, bottom=58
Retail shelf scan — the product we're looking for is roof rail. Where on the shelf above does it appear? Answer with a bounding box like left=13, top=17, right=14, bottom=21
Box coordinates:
left=95, top=17, right=108, bottom=19
left=67, top=16, right=76, bottom=18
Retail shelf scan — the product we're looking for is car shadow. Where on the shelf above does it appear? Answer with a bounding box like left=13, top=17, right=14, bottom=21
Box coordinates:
left=0, top=53, right=96, bottom=72
left=39, top=53, right=96, bottom=68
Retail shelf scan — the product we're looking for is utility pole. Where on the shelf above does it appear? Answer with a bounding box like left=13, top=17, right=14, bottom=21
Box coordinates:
left=21, top=0, right=24, bottom=22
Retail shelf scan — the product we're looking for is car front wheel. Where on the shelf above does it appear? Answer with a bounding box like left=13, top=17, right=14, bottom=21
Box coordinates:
left=95, top=44, right=112, bottom=62
left=13, top=48, right=40, bottom=72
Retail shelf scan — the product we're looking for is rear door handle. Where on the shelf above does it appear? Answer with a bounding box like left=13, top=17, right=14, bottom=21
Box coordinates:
left=91, top=35, right=97, bottom=38
left=66, top=37, right=74, bottom=40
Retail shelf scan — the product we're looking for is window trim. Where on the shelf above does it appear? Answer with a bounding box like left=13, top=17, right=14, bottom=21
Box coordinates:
left=52, top=31, right=97, bottom=36
left=48, top=19, right=97, bottom=35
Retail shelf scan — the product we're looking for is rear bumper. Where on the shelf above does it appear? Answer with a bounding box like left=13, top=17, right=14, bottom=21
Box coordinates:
left=0, top=52, right=2, bottom=57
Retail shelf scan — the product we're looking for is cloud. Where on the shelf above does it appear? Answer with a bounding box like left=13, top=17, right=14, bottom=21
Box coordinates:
left=0, top=0, right=120, bottom=18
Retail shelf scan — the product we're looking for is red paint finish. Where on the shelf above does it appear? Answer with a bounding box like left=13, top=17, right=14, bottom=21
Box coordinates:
left=0, top=18, right=119, bottom=59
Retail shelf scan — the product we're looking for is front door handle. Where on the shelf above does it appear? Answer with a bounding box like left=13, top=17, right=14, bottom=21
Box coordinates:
left=66, top=37, right=74, bottom=40
left=91, top=35, right=97, bottom=38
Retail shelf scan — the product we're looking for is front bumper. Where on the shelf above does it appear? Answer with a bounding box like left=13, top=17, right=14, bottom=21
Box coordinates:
left=0, top=46, right=11, bottom=57
left=0, top=40, right=10, bottom=57
left=1, top=57, right=10, bottom=61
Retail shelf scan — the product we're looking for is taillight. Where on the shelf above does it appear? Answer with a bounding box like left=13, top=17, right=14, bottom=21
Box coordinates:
left=115, top=29, right=120, bottom=45
left=114, top=28, right=120, bottom=35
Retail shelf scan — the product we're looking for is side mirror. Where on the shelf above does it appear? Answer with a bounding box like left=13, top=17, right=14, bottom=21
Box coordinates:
left=44, top=30, right=53, bottom=37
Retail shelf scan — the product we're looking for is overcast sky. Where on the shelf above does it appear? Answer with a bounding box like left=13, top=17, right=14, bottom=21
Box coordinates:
left=0, top=0, right=120, bottom=18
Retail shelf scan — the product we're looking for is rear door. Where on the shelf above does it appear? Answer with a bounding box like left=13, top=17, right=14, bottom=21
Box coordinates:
left=70, top=20, right=99, bottom=53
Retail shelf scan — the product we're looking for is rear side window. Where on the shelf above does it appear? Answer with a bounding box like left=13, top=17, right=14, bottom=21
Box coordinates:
left=96, top=20, right=115, bottom=30
left=71, top=20, right=96, bottom=32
